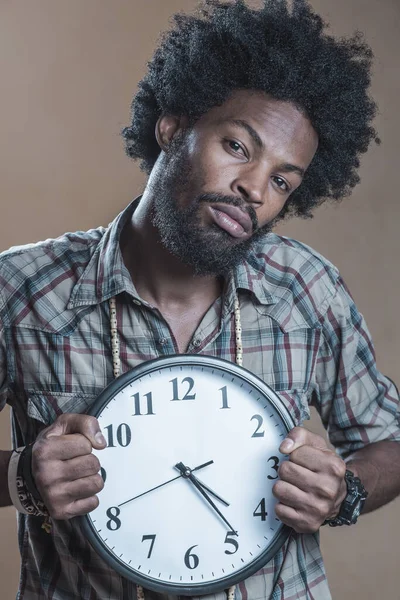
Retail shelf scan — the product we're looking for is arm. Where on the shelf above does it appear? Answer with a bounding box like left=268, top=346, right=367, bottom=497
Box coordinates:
left=347, top=440, right=400, bottom=513
left=274, top=277, right=400, bottom=532
left=0, top=450, right=12, bottom=506
left=0, top=308, right=12, bottom=507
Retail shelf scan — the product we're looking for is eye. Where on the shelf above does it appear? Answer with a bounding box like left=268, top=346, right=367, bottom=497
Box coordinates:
left=226, top=139, right=246, bottom=157
left=271, top=176, right=290, bottom=193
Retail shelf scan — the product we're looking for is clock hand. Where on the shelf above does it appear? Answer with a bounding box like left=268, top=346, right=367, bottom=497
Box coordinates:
left=188, top=475, right=230, bottom=507
left=118, top=459, right=214, bottom=508
left=175, top=462, right=237, bottom=534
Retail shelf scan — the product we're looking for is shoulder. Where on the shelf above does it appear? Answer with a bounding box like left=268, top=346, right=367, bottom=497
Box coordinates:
left=0, top=227, right=105, bottom=320
left=245, top=233, right=342, bottom=328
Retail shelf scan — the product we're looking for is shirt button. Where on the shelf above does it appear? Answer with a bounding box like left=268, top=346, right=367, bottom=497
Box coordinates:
left=159, top=338, right=168, bottom=346
left=132, top=299, right=141, bottom=305
left=193, top=338, right=201, bottom=348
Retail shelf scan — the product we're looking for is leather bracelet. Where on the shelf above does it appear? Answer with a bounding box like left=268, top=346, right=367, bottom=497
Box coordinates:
left=7, top=448, right=31, bottom=514
left=20, top=443, right=43, bottom=502
left=8, top=446, right=50, bottom=518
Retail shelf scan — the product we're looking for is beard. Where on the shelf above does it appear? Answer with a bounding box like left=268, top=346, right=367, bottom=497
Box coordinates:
left=149, top=134, right=277, bottom=276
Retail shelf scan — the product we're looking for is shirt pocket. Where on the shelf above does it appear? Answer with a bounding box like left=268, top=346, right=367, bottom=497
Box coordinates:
left=274, top=389, right=311, bottom=428
left=27, top=391, right=98, bottom=428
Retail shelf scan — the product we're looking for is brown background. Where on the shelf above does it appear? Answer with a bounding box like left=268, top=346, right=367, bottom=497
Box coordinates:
left=0, top=1, right=399, bottom=598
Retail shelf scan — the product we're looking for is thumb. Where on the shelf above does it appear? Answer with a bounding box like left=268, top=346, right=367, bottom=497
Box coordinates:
left=46, top=413, right=107, bottom=449
left=279, top=426, right=327, bottom=455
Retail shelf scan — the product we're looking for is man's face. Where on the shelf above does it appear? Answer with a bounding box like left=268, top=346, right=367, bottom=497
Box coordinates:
left=150, top=90, right=319, bottom=276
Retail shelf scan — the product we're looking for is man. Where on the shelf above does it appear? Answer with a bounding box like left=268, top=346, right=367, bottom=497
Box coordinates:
left=0, top=0, right=399, bottom=599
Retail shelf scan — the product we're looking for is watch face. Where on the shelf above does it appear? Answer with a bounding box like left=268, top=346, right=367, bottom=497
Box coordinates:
left=81, top=355, right=294, bottom=595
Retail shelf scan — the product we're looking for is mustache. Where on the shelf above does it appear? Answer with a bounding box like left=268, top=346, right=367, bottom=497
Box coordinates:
left=197, top=192, right=258, bottom=232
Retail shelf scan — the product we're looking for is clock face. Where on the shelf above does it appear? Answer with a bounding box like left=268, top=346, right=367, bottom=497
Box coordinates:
left=81, top=355, right=294, bottom=595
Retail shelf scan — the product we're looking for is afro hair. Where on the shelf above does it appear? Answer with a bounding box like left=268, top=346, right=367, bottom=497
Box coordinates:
left=122, top=0, right=379, bottom=218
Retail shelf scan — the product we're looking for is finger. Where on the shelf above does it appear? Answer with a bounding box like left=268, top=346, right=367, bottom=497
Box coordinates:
left=56, top=495, right=100, bottom=520
left=279, top=426, right=328, bottom=455
left=288, top=446, right=345, bottom=478
left=273, top=479, right=310, bottom=512
left=274, top=503, right=313, bottom=534
left=63, top=453, right=101, bottom=481
left=45, top=414, right=107, bottom=450
left=279, top=459, right=321, bottom=492
left=65, top=474, right=104, bottom=501
left=35, top=434, right=94, bottom=462
left=278, top=458, right=343, bottom=503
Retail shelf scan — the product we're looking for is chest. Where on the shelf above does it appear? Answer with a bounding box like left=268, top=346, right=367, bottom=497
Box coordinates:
left=159, top=306, right=213, bottom=353
left=7, top=296, right=320, bottom=444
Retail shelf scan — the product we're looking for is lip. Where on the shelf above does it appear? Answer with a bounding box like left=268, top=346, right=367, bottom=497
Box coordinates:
left=208, top=203, right=253, bottom=238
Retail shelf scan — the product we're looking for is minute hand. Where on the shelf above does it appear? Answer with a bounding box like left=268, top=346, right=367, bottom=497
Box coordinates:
left=175, top=462, right=237, bottom=534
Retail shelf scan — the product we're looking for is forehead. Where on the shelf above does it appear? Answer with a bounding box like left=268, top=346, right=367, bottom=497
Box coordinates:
left=196, top=89, right=319, bottom=164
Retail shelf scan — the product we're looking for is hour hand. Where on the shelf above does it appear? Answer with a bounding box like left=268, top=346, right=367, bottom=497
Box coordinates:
left=175, top=462, right=229, bottom=506
left=175, top=462, right=237, bottom=534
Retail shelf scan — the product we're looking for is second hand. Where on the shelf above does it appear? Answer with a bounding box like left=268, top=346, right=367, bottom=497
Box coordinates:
left=117, top=460, right=214, bottom=508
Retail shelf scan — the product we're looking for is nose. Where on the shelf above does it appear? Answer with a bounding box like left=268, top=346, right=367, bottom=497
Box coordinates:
left=231, top=163, right=269, bottom=206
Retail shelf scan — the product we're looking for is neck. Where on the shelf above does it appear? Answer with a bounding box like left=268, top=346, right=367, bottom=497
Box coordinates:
left=121, top=191, right=222, bottom=310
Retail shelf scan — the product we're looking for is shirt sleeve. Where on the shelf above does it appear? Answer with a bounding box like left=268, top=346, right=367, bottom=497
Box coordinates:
left=0, top=290, right=8, bottom=411
left=314, top=276, right=400, bottom=458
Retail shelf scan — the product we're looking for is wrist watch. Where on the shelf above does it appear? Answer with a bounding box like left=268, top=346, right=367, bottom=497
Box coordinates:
left=323, top=469, right=368, bottom=527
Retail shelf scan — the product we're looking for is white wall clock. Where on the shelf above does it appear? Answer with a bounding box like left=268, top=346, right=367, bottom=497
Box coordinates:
left=81, top=355, right=294, bottom=595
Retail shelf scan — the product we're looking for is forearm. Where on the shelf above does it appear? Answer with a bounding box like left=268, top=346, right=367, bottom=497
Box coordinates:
left=0, top=450, right=12, bottom=507
left=346, top=440, right=400, bottom=513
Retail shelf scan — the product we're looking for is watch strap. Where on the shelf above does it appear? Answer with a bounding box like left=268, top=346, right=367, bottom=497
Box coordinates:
left=323, top=469, right=368, bottom=527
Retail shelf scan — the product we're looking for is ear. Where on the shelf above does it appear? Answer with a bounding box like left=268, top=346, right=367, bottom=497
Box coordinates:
left=155, top=114, right=189, bottom=150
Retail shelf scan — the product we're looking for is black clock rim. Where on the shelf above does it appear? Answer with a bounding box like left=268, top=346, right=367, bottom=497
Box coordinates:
left=85, top=354, right=295, bottom=430
left=80, top=354, right=295, bottom=595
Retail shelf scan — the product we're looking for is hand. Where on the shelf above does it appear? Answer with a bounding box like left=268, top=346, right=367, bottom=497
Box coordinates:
left=175, top=462, right=237, bottom=534
left=118, top=460, right=215, bottom=508
left=31, top=413, right=107, bottom=520
left=273, top=427, right=347, bottom=533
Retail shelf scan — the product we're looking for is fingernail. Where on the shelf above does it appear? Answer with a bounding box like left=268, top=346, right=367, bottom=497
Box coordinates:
left=95, top=432, right=106, bottom=446
left=280, top=438, right=294, bottom=454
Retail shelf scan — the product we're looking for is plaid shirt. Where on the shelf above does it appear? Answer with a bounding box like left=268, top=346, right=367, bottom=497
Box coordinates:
left=1, top=200, right=399, bottom=600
